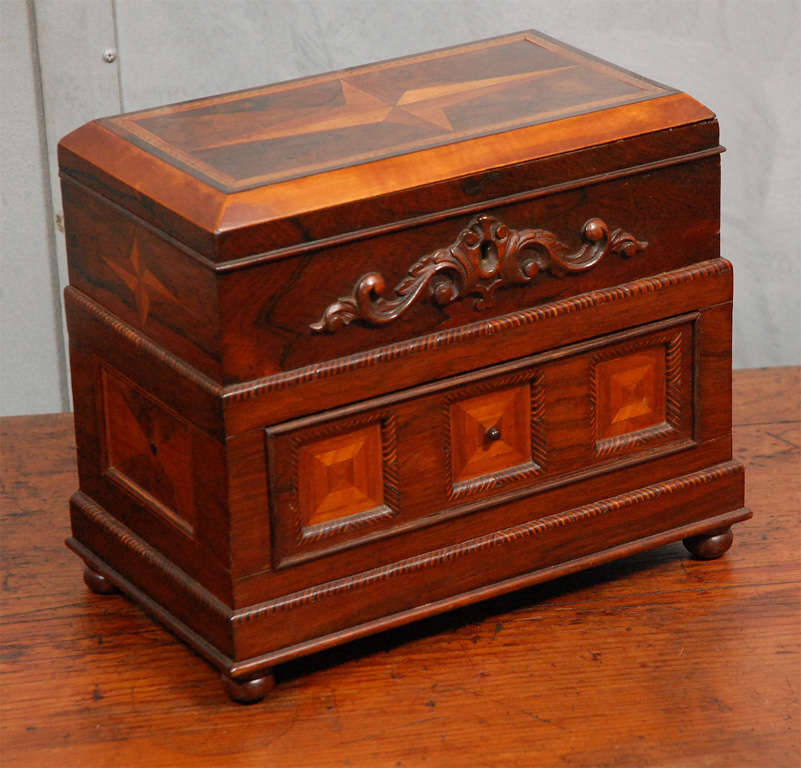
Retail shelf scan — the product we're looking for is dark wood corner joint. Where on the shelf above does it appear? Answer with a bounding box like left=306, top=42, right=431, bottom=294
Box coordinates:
left=310, top=215, right=648, bottom=333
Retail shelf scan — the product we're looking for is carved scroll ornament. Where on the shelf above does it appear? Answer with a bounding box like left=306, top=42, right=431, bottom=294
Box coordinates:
left=310, top=215, right=647, bottom=333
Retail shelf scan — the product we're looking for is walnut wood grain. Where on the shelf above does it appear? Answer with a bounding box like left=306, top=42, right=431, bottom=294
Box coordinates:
left=1, top=368, right=797, bottom=765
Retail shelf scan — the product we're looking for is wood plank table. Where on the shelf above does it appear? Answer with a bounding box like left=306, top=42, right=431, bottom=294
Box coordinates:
left=1, top=367, right=798, bottom=768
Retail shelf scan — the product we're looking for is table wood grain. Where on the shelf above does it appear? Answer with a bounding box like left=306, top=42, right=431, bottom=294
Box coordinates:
left=1, top=367, right=798, bottom=768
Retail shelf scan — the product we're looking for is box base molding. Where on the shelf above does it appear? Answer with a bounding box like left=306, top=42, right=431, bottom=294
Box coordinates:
left=66, top=462, right=751, bottom=701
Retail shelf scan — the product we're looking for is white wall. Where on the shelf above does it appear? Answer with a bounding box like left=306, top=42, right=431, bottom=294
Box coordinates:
left=2, top=0, right=800, bottom=416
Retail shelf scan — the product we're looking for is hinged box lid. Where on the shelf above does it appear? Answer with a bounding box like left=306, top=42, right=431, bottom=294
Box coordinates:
left=58, top=30, right=717, bottom=265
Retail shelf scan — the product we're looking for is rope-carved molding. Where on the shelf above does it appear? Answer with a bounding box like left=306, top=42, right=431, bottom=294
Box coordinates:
left=310, top=214, right=647, bottom=333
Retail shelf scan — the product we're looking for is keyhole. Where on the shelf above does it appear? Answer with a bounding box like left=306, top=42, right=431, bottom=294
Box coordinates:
left=479, top=240, right=498, bottom=276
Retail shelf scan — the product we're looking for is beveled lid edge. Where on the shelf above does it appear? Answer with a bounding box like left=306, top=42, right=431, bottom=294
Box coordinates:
left=59, top=92, right=715, bottom=263
left=216, top=92, right=714, bottom=230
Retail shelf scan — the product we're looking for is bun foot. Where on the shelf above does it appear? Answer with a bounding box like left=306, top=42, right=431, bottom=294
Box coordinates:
left=683, top=527, right=734, bottom=560
left=221, top=670, right=274, bottom=703
left=83, top=565, right=118, bottom=594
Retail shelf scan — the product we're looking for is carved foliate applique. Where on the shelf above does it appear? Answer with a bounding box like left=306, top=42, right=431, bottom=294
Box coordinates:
left=310, top=215, right=647, bottom=333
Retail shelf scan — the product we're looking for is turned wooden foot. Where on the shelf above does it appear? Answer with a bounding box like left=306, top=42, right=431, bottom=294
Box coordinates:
left=683, top=527, right=734, bottom=560
left=221, top=670, right=275, bottom=703
left=82, top=565, right=118, bottom=594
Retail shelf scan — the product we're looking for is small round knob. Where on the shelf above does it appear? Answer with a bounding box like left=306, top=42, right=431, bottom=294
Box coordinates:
left=486, top=426, right=502, bottom=442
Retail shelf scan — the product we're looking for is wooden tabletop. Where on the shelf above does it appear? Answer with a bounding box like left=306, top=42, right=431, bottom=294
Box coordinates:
left=1, top=367, right=799, bottom=768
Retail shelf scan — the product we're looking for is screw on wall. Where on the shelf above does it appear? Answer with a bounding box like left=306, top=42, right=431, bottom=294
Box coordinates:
left=102, top=48, right=117, bottom=63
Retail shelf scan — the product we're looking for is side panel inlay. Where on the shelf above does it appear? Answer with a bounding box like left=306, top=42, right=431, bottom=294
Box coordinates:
left=101, top=366, right=196, bottom=535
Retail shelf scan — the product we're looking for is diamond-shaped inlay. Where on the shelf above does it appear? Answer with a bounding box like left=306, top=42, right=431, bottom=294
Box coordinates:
left=450, top=384, right=531, bottom=483
left=102, top=367, right=195, bottom=533
left=595, top=347, right=666, bottom=440
left=298, top=424, right=384, bottom=527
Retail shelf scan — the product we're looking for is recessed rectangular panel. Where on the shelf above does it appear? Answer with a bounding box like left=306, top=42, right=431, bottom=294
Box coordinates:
left=450, top=384, right=532, bottom=482
left=591, top=327, right=689, bottom=458
left=595, top=346, right=667, bottom=439
left=266, top=411, right=400, bottom=568
left=445, top=370, right=546, bottom=501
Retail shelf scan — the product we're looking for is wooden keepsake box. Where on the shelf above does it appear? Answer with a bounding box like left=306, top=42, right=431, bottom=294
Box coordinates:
left=59, top=30, right=749, bottom=702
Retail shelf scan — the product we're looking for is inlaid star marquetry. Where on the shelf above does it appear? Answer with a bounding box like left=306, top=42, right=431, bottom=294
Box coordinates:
left=194, top=66, right=575, bottom=151
left=108, top=32, right=669, bottom=190
left=107, top=235, right=177, bottom=326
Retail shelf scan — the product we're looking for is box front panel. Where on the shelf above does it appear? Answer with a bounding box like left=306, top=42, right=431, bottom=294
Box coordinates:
left=220, top=158, right=719, bottom=383
left=260, top=315, right=697, bottom=578
left=225, top=299, right=742, bottom=656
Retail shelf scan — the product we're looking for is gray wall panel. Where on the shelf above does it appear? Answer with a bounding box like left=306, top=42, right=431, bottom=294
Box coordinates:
left=1, top=0, right=65, bottom=415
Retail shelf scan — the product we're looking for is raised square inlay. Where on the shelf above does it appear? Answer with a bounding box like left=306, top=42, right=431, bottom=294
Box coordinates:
left=591, top=329, right=687, bottom=459
left=450, top=384, right=532, bottom=483
left=595, top=347, right=666, bottom=440
left=297, top=423, right=384, bottom=527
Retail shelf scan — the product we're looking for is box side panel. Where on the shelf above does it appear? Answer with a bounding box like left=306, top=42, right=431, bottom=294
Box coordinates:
left=61, top=175, right=223, bottom=380
left=66, top=313, right=232, bottom=604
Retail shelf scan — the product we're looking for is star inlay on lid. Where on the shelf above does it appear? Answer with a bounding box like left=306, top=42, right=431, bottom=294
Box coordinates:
left=102, top=31, right=672, bottom=192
